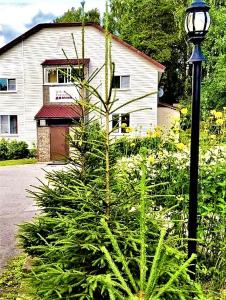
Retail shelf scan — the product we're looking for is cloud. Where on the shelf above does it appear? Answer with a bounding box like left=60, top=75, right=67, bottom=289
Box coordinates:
left=0, top=0, right=106, bottom=47
left=26, top=10, right=56, bottom=28
left=0, top=24, right=21, bottom=44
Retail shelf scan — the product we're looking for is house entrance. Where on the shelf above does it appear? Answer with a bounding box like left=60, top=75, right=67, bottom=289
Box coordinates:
left=50, top=126, right=69, bottom=161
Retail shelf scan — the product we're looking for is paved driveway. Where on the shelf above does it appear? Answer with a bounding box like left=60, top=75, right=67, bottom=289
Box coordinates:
left=0, top=163, right=66, bottom=270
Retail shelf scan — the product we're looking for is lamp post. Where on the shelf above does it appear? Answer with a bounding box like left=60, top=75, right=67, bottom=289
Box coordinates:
left=185, top=0, right=210, bottom=279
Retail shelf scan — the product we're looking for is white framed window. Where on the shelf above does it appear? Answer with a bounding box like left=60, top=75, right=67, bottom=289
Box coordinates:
left=112, top=113, right=130, bottom=133
left=112, top=75, right=130, bottom=89
left=0, top=115, right=18, bottom=134
left=0, top=78, right=16, bottom=92
left=44, top=66, right=84, bottom=84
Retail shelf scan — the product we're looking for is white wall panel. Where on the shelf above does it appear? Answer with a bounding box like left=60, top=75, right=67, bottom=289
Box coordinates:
left=0, top=25, right=160, bottom=145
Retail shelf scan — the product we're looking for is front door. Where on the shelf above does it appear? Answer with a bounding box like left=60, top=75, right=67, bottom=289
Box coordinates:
left=50, top=126, right=69, bottom=161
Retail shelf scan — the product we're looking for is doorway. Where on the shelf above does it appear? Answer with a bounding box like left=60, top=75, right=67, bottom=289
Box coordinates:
left=50, top=126, right=69, bottom=161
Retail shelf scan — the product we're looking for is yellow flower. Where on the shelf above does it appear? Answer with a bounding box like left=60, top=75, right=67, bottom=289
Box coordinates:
left=148, top=155, right=155, bottom=164
left=121, top=123, right=127, bottom=128
left=146, top=129, right=152, bottom=135
left=216, top=119, right=224, bottom=126
left=210, top=110, right=216, bottom=116
left=214, top=111, right=223, bottom=119
left=176, top=143, right=185, bottom=151
left=210, top=134, right=216, bottom=139
left=181, top=108, right=188, bottom=115
left=125, top=127, right=133, bottom=133
left=147, top=128, right=161, bottom=138
left=155, top=126, right=162, bottom=131
left=152, top=131, right=161, bottom=138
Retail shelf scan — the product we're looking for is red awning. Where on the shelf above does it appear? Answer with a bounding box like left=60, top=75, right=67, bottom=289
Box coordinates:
left=41, top=59, right=90, bottom=66
left=35, top=105, right=81, bottom=119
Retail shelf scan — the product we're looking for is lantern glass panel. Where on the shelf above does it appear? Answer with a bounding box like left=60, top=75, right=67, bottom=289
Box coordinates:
left=187, top=13, right=194, bottom=32
left=205, top=13, right=211, bottom=31
left=194, top=11, right=206, bottom=32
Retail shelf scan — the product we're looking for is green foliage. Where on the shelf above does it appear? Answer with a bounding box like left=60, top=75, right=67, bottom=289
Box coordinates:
left=0, top=138, right=8, bottom=160
left=95, top=159, right=203, bottom=300
left=55, top=7, right=100, bottom=24
left=109, top=0, right=188, bottom=103
left=0, top=158, right=37, bottom=166
left=0, top=139, right=30, bottom=160
left=0, top=254, right=26, bottom=299
left=28, top=143, right=37, bottom=158
left=202, top=3, right=226, bottom=111
left=110, top=135, right=162, bottom=159
left=114, top=113, right=226, bottom=295
left=7, top=140, right=29, bottom=159
left=19, top=144, right=204, bottom=299
left=109, top=0, right=226, bottom=108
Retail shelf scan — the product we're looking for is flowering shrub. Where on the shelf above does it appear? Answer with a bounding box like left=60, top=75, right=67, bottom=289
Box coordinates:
left=114, top=115, right=225, bottom=292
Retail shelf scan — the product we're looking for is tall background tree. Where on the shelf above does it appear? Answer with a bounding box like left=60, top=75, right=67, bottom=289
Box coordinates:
left=54, top=7, right=100, bottom=24
left=109, top=0, right=225, bottom=109
left=202, top=0, right=226, bottom=110
left=109, top=0, right=189, bottom=104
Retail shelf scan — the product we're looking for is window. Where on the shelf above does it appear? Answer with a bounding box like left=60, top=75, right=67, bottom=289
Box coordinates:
left=112, top=113, right=130, bottom=133
left=0, top=115, right=17, bottom=134
left=58, top=68, right=70, bottom=83
left=45, top=66, right=84, bottom=84
left=112, top=75, right=130, bottom=89
left=112, top=114, right=120, bottom=132
left=121, top=114, right=130, bottom=133
left=0, top=78, right=16, bottom=91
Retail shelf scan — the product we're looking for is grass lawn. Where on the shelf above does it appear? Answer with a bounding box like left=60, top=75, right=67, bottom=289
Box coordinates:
left=0, top=158, right=37, bottom=167
left=0, top=254, right=26, bottom=299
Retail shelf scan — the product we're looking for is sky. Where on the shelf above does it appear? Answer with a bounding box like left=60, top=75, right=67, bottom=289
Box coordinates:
left=0, top=0, right=106, bottom=47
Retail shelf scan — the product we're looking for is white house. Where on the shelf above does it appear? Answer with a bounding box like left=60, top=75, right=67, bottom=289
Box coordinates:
left=0, top=22, right=167, bottom=162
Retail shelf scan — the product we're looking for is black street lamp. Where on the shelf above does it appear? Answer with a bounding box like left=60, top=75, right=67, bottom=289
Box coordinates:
left=185, top=0, right=210, bottom=279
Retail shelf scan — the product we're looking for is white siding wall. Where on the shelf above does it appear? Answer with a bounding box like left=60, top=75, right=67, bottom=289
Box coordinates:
left=111, top=37, right=158, bottom=136
left=0, top=44, right=26, bottom=142
left=157, top=106, right=180, bottom=134
left=0, top=26, right=160, bottom=146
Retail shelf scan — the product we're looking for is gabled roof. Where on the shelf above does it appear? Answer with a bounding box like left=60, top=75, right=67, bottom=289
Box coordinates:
left=0, top=22, right=165, bottom=72
left=35, top=105, right=81, bottom=119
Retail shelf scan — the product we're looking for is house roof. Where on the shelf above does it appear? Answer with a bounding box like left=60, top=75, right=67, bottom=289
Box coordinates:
left=0, top=22, right=165, bottom=72
left=41, top=58, right=90, bottom=66
left=35, top=105, right=81, bottom=119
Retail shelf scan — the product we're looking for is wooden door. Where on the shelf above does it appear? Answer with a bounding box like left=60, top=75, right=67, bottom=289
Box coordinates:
left=50, top=126, right=69, bottom=161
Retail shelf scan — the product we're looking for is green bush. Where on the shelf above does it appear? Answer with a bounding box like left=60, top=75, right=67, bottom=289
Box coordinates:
left=18, top=109, right=225, bottom=299
left=28, top=143, right=37, bottom=158
left=0, top=139, right=8, bottom=160
left=8, top=140, right=29, bottom=159
left=0, top=139, right=30, bottom=160
left=19, top=121, right=221, bottom=299
left=114, top=139, right=226, bottom=294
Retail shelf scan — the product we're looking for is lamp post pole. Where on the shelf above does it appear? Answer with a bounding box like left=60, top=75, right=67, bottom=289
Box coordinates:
left=185, top=0, right=210, bottom=279
left=188, top=44, right=204, bottom=278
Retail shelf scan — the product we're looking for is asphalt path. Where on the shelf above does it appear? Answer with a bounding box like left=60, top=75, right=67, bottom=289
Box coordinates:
left=0, top=163, right=66, bottom=270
